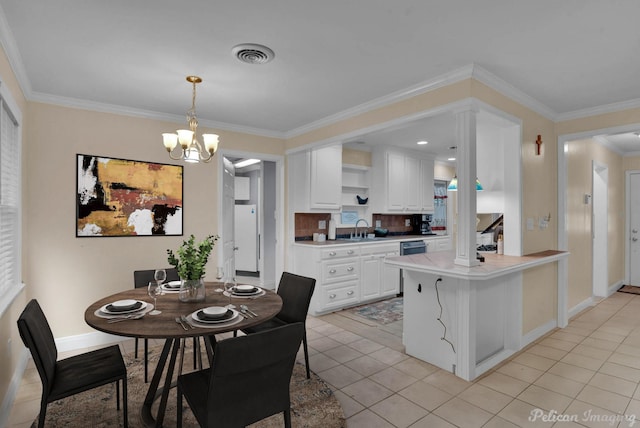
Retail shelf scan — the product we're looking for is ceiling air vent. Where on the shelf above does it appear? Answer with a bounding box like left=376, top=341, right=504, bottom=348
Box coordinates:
left=232, top=43, right=275, bottom=65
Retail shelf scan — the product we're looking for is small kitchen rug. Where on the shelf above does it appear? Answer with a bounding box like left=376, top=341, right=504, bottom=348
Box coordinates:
left=346, top=297, right=403, bottom=325
left=618, top=285, right=640, bottom=295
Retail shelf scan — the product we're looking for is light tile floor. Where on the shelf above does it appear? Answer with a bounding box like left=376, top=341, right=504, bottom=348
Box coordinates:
left=9, top=291, right=640, bottom=427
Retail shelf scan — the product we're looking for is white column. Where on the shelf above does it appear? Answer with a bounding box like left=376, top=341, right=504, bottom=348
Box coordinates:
left=454, top=107, right=480, bottom=267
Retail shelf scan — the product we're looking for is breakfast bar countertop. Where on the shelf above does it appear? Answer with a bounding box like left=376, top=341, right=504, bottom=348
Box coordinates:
left=385, top=249, right=569, bottom=280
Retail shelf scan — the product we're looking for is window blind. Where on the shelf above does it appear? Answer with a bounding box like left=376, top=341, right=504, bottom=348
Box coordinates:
left=0, top=95, right=21, bottom=313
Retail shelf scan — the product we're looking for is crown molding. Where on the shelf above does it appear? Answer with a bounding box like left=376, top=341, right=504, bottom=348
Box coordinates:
left=470, top=64, right=557, bottom=121
left=30, top=91, right=286, bottom=139
left=556, top=98, right=640, bottom=122
left=284, top=64, right=476, bottom=139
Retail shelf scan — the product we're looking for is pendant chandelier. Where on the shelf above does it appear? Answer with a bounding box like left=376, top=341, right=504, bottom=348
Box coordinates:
left=162, top=76, right=219, bottom=163
left=447, top=175, right=483, bottom=191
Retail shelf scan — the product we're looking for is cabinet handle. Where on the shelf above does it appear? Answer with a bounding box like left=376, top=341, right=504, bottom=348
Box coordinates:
left=329, top=251, right=336, bottom=256
left=347, top=290, right=354, bottom=296
left=329, top=293, right=336, bottom=299
left=347, top=266, right=354, bottom=272
left=329, top=269, right=337, bottom=274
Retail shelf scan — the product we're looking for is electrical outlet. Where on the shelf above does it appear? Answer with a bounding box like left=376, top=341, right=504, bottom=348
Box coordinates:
left=319, top=220, right=326, bottom=229
left=375, top=220, right=382, bottom=228
left=405, top=219, right=411, bottom=227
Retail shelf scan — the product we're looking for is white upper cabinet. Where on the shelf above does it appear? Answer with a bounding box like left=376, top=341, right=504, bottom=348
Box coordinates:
left=420, top=158, right=435, bottom=211
left=372, top=147, right=435, bottom=213
left=289, top=145, right=342, bottom=211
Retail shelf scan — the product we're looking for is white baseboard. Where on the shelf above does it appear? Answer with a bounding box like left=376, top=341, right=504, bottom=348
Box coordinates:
left=608, top=280, right=624, bottom=296
left=55, top=331, right=130, bottom=353
left=0, top=347, right=30, bottom=428
left=569, top=296, right=596, bottom=319
left=521, top=319, right=557, bottom=348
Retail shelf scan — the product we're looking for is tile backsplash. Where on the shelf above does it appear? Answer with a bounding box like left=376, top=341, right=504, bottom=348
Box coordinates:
left=294, top=212, right=415, bottom=240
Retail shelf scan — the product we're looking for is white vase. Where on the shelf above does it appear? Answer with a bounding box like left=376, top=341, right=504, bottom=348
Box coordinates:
left=179, top=278, right=205, bottom=302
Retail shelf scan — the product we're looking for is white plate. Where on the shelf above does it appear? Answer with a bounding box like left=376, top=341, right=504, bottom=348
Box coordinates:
left=161, top=283, right=181, bottom=293
left=231, top=285, right=262, bottom=296
left=165, top=280, right=182, bottom=289
left=202, top=306, right=227, bottom=316
left=111, top=299, right=137, bottom=309
left=192, top=308, right=239, bottom=324
left=100, top=300, right=147, bottom=315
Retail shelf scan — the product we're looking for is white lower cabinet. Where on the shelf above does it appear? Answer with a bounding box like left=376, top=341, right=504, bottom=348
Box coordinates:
left=293, top=242, right=400, bottom=315
left=361, top=244, right=400, bottom=301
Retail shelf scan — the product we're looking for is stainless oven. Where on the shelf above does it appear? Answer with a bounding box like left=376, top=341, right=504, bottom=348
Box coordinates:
left=398, top=240, right=427, bottom=296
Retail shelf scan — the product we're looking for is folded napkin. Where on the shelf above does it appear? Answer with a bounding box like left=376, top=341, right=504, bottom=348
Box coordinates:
left=106, top=301, right=142, bottom=312
left=197, top=309, right=233, bottom=321
left=165, top=281, right=181, bottom=289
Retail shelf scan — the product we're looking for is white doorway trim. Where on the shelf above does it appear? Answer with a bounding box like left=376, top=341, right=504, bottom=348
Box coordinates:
left=626, top=170, right=640, bottom=286
left=216, top=149, right=285, bottom=288
left=592, top=160, right=608, bottom=297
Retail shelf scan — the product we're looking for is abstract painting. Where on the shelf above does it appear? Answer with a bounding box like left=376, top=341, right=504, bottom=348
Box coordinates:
left=76, top=154, right=183, bottom=237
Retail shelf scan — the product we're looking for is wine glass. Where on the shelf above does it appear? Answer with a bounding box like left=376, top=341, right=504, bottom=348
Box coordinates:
left=214, top=267, right=224, bottom=292
left=154, top=269, right=167, bottom=294
left=223, top=275, right=236, bottom=309
left=148, top=281, right=162, bottom=315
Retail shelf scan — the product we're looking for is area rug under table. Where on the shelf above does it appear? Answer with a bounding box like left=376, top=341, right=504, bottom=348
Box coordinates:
left=33, top=346, right=345, bottom=427
left=346, top=296, right=403, bottom=325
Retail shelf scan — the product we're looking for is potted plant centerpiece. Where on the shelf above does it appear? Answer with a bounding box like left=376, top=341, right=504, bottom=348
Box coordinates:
left=167, top=234, right=218, bottom=302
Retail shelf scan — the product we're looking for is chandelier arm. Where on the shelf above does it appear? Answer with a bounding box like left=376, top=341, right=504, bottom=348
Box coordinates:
left=167, top=148, right=187, bottom=161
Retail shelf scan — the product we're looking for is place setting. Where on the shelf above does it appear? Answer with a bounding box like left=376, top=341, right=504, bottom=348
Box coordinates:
left=94, top=298, right=154, bottom=322
left=223, top=284, right=266, bottom=299
left=185, top=306, right=244, bottom=329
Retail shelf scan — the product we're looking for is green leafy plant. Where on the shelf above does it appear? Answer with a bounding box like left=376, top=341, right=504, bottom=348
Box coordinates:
left=167, top=234, right=219, bottom=280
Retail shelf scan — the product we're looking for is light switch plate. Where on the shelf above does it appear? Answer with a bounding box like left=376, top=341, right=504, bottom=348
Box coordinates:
left=319, top=220, right=326, bottom=229
left=526, top=218, right=534, bottom=231
left=375, top=220, right=382, bottom=227
left=405, top=219, right=411, bottom=227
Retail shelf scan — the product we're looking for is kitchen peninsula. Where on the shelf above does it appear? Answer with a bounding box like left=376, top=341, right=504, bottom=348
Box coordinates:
left=385, top=250, right=568, bottom=381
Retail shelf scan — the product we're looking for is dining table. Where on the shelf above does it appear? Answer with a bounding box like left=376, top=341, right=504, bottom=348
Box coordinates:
left=85, top=281, right=283, bottom=428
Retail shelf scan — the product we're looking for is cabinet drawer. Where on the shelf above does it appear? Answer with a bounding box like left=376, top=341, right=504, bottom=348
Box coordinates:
left=322, top=282, right=359, bottom=310
left=322, top=259, right=359, bottom=284
left=321, top=246, right=360, bottom=259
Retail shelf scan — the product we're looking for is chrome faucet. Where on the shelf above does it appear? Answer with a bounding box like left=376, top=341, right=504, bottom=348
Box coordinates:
left=354, top=218, right=370, bottom=239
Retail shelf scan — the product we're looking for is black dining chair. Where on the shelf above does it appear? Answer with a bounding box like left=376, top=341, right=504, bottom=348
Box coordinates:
left=177, top=322, right=304, bottom=428
left=236, top=272, right=316, bottom=378
left=133, top=268, right=180, bottom=382
left=17, top=299, right=128, bottom=428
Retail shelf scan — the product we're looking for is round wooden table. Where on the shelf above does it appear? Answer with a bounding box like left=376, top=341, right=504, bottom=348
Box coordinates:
left=85, top=282, right=282, bottom=428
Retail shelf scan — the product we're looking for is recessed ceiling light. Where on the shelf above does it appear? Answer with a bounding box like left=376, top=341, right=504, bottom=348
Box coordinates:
left=448, top=157, right=456, bottom=161
left=417, top=140, right=428, bottom=145
left=234, top=158, right=260, bottom=168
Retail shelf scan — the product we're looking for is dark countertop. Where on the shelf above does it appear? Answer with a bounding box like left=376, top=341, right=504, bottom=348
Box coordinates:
left=293, top=234, right=448, bottom=246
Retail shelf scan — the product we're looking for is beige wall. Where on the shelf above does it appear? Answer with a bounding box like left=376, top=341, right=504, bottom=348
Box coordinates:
left=342, top=147, right=371, bottom=167
left=565, top=139, right=625, bottom=308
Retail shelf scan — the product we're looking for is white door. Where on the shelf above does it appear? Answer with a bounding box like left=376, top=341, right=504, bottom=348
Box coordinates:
left=629, top=172, right=640, bottom=285
left=234, top=204, right=258, bottom=272
left=592, top=161, right=608, bottom=296
left=222, top=157, right=236, bottom=279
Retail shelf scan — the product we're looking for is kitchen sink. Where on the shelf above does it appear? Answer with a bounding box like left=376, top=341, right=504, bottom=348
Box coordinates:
left=337, top=237, right=388, bottom=242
